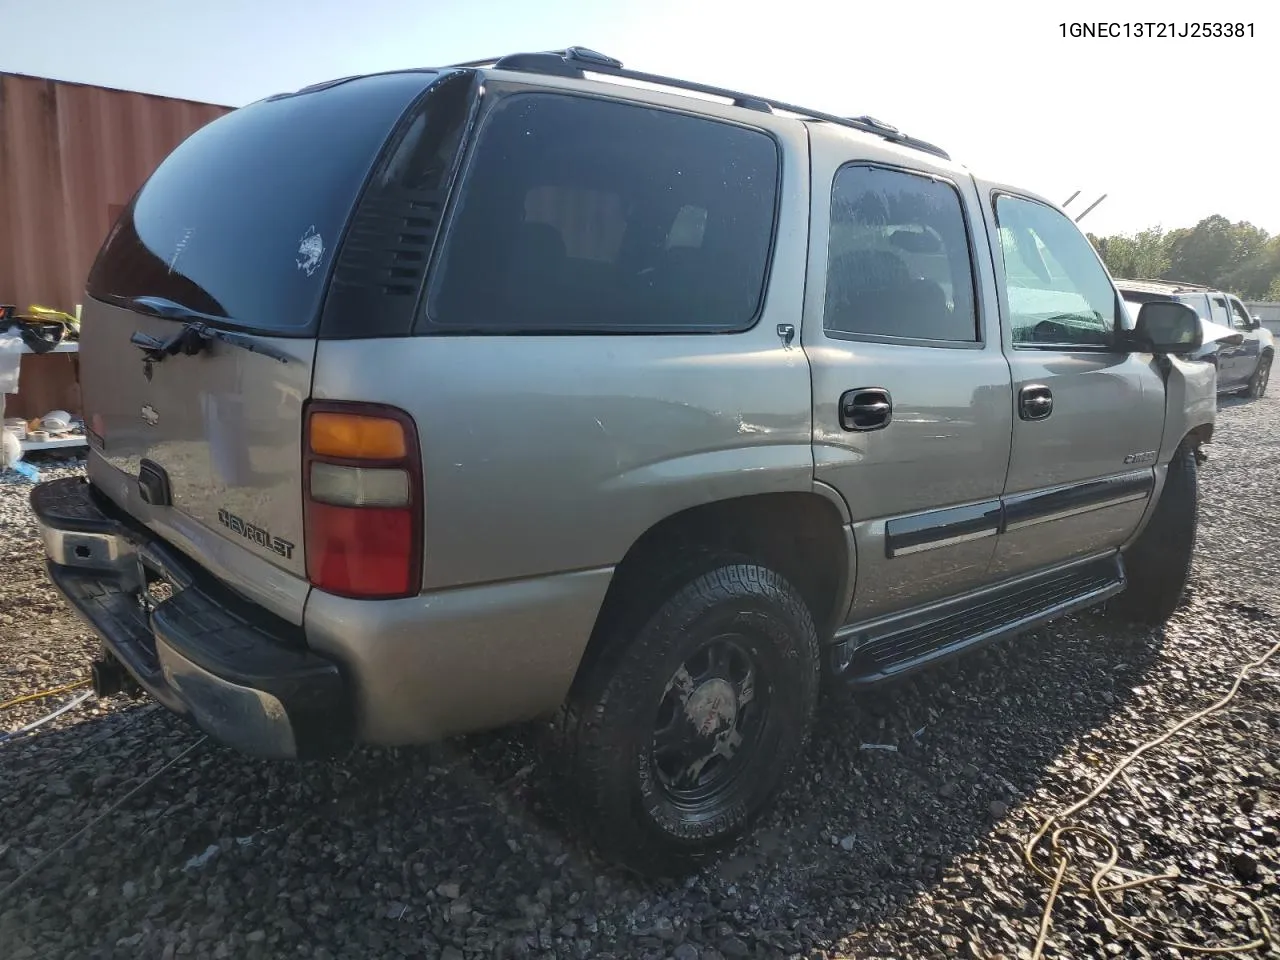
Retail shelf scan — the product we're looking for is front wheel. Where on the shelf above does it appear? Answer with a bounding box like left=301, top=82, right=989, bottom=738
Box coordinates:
left=1245, top=352, right=1272, bottom=399
left=559, top=560, right=820, bottom=876
left=1108, top=442, right=1198, bottom=626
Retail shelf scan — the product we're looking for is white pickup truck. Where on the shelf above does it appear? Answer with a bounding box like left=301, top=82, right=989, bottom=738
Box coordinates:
left=1117, top=278, right=1274, bottom=398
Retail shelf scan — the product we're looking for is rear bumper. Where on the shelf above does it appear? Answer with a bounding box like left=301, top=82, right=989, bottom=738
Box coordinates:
left=31, top=477, right=352, bottom=758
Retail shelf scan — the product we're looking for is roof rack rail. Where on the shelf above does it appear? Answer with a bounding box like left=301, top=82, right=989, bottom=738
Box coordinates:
left=1130, top=277, right=1212, bottom=292
left=447, top=47, right=951, bottom=161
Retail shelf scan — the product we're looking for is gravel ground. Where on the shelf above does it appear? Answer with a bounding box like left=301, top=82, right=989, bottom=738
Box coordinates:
left=1, top=398, right=1278, bottom=960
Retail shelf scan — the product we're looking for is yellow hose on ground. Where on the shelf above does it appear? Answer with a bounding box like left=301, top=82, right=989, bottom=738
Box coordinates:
left=1025, top=634, right=1280, bottom=957
left=0, top=679, right=91, bottom=712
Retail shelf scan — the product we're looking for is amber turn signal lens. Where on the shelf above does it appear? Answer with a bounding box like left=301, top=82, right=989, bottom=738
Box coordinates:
left=309, top=412, right=406, bottom=460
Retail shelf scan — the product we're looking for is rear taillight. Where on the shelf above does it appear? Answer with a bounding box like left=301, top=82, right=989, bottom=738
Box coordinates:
left=303, top=402, right=422, bottom=599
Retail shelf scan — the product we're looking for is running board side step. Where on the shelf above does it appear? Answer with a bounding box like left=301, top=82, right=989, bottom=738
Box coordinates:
left=831, top=554, right=1125, bottom=687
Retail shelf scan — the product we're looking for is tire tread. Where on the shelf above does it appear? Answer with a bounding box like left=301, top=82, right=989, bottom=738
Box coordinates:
left=555, top=559, right=820, bottom=876
left=1110, top=442, right=1198, bottom=625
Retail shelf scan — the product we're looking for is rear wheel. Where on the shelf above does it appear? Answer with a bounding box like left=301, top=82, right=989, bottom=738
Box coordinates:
left=559, top=559, right=820, bottom=876
left=1109, top=442, right=1198, bottom=626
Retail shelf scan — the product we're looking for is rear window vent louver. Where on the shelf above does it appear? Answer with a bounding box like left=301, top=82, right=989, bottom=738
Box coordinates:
left=318, top=71, right=475, bottom=340
left=327, top=190, right=443, bottom=298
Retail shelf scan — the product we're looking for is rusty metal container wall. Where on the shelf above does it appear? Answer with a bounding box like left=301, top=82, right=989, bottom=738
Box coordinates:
left=0, top=73, right=231, bottom=313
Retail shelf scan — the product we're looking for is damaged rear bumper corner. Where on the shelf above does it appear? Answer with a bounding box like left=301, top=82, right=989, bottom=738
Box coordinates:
left=30, top=476, right=352, bottom=759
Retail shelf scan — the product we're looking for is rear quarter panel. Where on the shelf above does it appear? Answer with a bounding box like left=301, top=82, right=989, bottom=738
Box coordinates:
left=315, top=332, right=815, bottom=590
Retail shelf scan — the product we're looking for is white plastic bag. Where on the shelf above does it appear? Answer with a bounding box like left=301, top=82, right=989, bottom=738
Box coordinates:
left=1, top=428, right=21, bottom=470
left=0, top=331, right=22, bottom=396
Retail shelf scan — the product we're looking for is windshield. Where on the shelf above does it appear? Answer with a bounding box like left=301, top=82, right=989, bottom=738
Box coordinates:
left=86, top=71, right=437, bottom=335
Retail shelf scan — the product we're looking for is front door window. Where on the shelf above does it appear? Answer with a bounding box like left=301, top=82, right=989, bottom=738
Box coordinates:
left=993, top=195, right=1117, bottom=348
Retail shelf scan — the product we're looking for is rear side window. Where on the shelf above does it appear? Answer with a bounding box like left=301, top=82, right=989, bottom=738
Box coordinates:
left=1209, top=295, right=1231, bottom=326
left=1120, top=292, right=1172, bottom=328
left=427, top=93, right=779, bottom=333
left=1175, top=294, right=1210, bottom=320
left=824, top=165, right=978, bottom=343
left=87, top=72, right=437, bottom=335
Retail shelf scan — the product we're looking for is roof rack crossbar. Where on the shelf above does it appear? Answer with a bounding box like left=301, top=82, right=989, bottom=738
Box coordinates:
left=446, top=48, right=951, bottom=161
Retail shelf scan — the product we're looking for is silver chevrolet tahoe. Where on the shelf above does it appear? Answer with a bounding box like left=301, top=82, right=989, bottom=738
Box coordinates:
left=32, top=47, right=1216, bottom=875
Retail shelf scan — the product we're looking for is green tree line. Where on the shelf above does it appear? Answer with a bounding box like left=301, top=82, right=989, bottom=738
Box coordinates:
left=1088, top=215, right=1280, bottom=300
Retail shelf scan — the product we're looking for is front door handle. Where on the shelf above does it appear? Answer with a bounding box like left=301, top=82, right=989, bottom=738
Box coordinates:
left=840, top=388, right=893, bottom=431
left=1019, top=384, right=1054, bottom=421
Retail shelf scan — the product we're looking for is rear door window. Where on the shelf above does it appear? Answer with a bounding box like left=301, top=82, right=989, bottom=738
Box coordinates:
left=824, top=165, right=979, bottom=343
left=427, top=93, right=780, bottom=333
left=1176, top=295, right=1211, bottom=320
left=86, top=72, right=436, bottom=336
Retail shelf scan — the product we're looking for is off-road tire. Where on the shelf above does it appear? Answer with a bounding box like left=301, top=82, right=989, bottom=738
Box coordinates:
left=1109, top=442, right=1198, bottom=626
left=558, top=559, right=820, bottom=877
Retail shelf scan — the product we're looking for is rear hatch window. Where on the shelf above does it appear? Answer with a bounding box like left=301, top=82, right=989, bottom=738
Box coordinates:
left=87, top=71, right=439, bottom=336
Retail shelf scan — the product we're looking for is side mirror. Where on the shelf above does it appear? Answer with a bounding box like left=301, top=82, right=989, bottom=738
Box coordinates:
left=1251, top=316, right=1263, bottom=330
left=1134, top=301, right=1202, bottom=354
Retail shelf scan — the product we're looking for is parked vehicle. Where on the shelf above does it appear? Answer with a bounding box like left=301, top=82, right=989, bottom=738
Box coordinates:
left=1116, top=279, right=1274, bottom=397
left=33, top=48, right=1212, bottom=875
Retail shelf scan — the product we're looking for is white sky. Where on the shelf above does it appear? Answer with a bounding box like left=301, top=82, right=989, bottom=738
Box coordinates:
left=1, top=0, right=1276, bottom=238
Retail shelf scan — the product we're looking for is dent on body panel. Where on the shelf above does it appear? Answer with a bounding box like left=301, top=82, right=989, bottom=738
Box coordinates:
left=808, top=343, right=1013, bottom=520
left=82, top=302, right=314, bottom=580
left=1005, top=352, right=1159, bottom=492
left=306, top=568, right=614, bottom=743
left=1160, top=356, right=1216, bottom=462
left=149, top=342, right=311, bottom=553
left=1120, top=462, right=1168, bottom=551
left=847, top=517, right=997, bottom=618
left=992, top=501, right=1149, bottom=572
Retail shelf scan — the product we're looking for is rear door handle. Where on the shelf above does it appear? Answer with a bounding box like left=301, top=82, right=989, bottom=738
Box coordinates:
left=1019, top=384, right=1053, bottom=421
left=839, top=388, right=893, bottom=431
